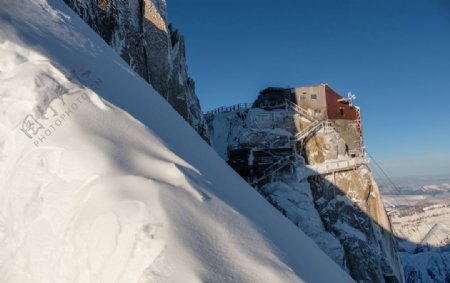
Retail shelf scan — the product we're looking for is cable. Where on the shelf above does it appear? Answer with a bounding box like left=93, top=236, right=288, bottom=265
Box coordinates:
left=366, top=150, right=447, bottom=262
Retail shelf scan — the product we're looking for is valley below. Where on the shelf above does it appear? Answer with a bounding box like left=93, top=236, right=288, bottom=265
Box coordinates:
left=380, top=176, right=450, bottom=282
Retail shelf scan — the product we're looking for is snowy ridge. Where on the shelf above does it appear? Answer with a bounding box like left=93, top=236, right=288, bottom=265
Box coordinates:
left=63, top=0, right=210, bottom=142
left=0, top=1, right=353, bottom=282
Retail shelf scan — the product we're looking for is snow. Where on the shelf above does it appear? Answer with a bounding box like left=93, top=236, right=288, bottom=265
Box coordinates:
left=208, top=108, right=295, bottom=161
left=383, top=186, right=450, bottom=282
left=261, top=180, right=347, bottom=267
left=332, top=222, right=367, bottom=242
left=400, top=252, right=450, bottom=282
left=0, top=1, right=353, bottom=282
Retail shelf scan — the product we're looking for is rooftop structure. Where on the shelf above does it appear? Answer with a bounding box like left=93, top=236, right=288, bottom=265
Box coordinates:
left=206, top=83, right=368, bottom=185
left=254, top=84, right=364, bottom=156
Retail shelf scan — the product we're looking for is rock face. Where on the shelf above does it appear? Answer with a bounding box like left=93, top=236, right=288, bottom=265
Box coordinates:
left=303, top=128, right=347, bottom=165
left=302, top=127, right=403, bottom=281
left=304, top=130, right=403, bottom=282
left=207, top=106, right=405, bottom=282
left=63, top=0, right=210, bottom=142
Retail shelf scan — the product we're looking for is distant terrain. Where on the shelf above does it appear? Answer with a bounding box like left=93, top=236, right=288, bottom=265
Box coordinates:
left=379, top=175, right=450, bottom=282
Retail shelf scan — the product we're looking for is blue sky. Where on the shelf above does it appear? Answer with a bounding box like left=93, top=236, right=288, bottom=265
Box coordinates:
left=167, top=0, right=450, bottom=178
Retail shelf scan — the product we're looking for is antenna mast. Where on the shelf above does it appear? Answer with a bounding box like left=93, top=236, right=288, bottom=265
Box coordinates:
left=347, top=91, right=357, bottom=107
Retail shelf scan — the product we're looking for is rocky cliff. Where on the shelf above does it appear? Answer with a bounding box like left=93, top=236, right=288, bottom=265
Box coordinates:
left=207, top=106, right=405, bottom=282
left=63, top=0, right=210, bottom=141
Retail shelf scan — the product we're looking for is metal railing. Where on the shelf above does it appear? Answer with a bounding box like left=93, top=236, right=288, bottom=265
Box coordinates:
left=295, top=120, right=332, bottom=143
left=205, top=103, right=252, bottom=115
left=250, top=157, right=293, bottom=185
left=284, top=99, right=316, bottom=121
left=306, top=156, right=369, bottom=175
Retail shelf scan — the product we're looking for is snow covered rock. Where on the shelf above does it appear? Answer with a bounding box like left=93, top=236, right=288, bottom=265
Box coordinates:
left=307, top=165, right=404, bottom=282
left=63, top=0, right=210, bottom=142
left=207, top=104, right=404, bottom=282
left=0, top=1, right=354, bottom=282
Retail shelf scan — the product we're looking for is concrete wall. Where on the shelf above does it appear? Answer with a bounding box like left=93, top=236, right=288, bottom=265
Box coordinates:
left=294, top=85, right=328, bottom=119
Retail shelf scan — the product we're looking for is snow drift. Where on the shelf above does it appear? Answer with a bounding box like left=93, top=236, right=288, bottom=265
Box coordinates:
left=0, top=1, right=353, bottom=282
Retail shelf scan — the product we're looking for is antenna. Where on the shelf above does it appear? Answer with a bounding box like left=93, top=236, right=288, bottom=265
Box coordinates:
left=347, top=91, right=357, bottom=106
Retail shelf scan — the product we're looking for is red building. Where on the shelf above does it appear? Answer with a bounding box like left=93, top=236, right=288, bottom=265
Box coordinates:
left=294, top=83, right=358, bottom=120
left=254, top=84, right=364, bottom=156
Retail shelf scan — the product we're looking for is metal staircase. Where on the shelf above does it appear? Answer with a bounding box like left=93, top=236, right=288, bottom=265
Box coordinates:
left=284, top=99, right=316, bottom=121
left=284, top=99, right=328, bottom=144
left=354, top=106, right=363, bottom=152
left=295, top=120, right=325, bottom=143
left=244, top=100, right=369, bottom=186
left=250, top=157, right=292, bottom=186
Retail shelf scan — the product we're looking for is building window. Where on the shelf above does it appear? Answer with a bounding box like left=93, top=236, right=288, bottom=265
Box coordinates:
left=340, top=107, right=345, bottom=116
left=300, top=95, right=306, bottom=101
left=311, top=94, right=317, bottom=100
left=314, top=109, right=321, bottom=114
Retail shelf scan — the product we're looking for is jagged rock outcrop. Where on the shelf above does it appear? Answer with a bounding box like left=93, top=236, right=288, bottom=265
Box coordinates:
left=302, top=128, right=404, bottom=280
left=63, top=0, right=210, bottom=141
left=304, top=131, right=404, bottom=282
left=266, top=128, right=404, bottom=282
left=206, top=106, right=405, bottom=282
left=260, top=173, right=348, bottom=268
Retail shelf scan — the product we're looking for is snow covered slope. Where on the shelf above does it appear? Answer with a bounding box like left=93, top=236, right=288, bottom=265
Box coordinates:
left=0, top=1, right=353, bottom=282
left=63, top=0, right=210, bottom=142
